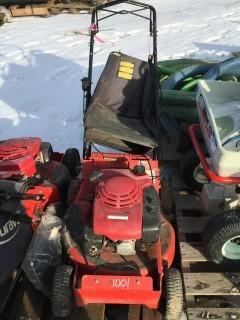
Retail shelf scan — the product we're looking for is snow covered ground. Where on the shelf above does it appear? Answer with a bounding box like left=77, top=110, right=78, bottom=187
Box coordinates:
left=0, top=0, right=240, bottom=152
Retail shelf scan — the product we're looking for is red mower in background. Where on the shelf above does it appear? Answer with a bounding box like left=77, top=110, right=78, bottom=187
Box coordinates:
left=40, top=1, right=184, bottom=319
left=0, top=137, right=81, bottom=317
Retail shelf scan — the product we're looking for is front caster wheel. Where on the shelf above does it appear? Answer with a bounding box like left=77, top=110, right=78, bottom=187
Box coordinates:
left=51, top=265, right=74, bottom=318
left=164, top=268, right=184, bottom=320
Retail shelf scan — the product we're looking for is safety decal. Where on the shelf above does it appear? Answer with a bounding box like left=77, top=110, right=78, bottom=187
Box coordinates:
left=117, top=61, right=134, bottom=80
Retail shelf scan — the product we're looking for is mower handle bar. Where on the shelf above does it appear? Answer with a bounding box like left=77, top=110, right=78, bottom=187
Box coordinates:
left=86, top=0, right=157, bottom=105
left=83, top=0, right=158, bottom=159
left=189, top=124, right=240, bottom=185
left=93, top=0, right=157, bottom=11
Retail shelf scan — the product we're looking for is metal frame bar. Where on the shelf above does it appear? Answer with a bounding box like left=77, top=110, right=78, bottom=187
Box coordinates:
left=83, top=0, right=158, bottom=159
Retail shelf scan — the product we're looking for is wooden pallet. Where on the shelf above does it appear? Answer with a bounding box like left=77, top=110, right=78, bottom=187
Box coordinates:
left=49, top=0, right=111, bottom=14
left=10, top=4, right=49, bottom=17
left=70, top=304, right=150, bottom=320
left=9, top=3, right=93, bottom=17
left=9, top=0, right=109, bottom=17
left=172, top=176, right=240, bottom=320
left=49, top=2, right=94, bottom=14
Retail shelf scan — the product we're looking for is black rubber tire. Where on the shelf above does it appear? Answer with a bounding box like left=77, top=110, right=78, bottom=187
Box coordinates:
left=202, top=210, right=240, bottom=266
left=62, top=148, right=81, bottom=177
left=50, top=163, right=70, bottom=202
left=51, top=265, right=73, bottom=318
left=67, top=178, right=82, bottom=204
left=40, top=142, right=53, bottom=163
left=64, top=203, right=83, bottom=247
left=164, top=268, right=184, bottom=320
left=180, top=146, right=207, bottom=192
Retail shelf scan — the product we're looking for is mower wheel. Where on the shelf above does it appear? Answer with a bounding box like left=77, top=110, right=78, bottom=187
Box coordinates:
left=51, top=265, right=73, bottom=318
left=62, top=148, right=81, bottom=177
left=40, top=142, right=53, bottom=163
left=164, top=268, right=184, bottom=320
left=202, top=210, right=240, bottom=266
left=180, top=146, right=208, bottom=192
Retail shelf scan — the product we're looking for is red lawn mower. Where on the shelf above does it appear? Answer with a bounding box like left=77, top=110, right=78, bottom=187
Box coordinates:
left=41, top=1, right=184, bottom=319
left=0, top=137, right=81, bottom=318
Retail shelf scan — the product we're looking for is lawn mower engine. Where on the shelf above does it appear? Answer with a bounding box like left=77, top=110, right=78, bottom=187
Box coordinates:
left=65, top=154, right=163, bottom=269
left=84, top=170, right=160, bottom=258
left=0, top=137, right=69, bottom=294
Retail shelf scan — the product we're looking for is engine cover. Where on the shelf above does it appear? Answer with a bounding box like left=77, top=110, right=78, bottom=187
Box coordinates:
left=0, top=138, right=41, bottom=179
left=94, top=175, right=143, bottom=240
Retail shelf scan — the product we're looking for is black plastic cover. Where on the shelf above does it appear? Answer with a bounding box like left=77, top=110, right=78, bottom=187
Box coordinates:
left=0, top=180, right=32, bottom=286
left=22, top=215, right=63, bottom=296
left=85, top=52, right=158, bottom=153
left=142, top=186, right=161, bottom=243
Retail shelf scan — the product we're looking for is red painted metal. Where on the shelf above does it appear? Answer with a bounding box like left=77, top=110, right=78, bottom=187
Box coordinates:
left=189, top=124, right=240, bottom=184
left=0, top=138, right=41, bottom=179
left=23, top=185, right=60, bottom=229
left=67, top=152, right=175, bottom=308
left=0, top=137, right=63, bottom=228
left=74, top=275, right=161, bottom=308
left=94, top=174, right=143, bottom=240
left=161, top=215, right=175, bottom=269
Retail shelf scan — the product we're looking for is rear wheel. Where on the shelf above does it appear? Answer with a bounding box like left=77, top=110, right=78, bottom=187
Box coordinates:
left=51, top=265, right=73, bottom=318
left=62, top=148, right=81, bottom=177
left=202, top=210, right=240, bottom=266
left=164, top=268, right=184, bottom=320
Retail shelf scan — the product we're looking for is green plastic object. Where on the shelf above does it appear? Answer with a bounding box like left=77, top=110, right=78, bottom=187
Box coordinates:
left=158, top=58, right=240, bottom=124
left=159, top=89, right=199, bottom=123
left=181, top=78, right=200, bottom=91
left=158, top=58, right=212, bottom=73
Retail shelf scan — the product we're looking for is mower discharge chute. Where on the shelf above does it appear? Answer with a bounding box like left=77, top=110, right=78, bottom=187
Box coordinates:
left=40, top=1, right=184, bottom=319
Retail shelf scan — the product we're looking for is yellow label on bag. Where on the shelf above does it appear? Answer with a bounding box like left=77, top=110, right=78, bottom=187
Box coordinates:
left=120, top=61, right=134, bottom=69
left=118, top=71, right=133, bottom=80
left=119, top=66, right=134, bottom=74
left=118, top=61, right=134, bottom=80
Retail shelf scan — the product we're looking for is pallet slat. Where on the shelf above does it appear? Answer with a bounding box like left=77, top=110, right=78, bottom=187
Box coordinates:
left=180, top=242, right=207, bottom=262
left=177, top=217, right=209, bottom=233
left=184, top=273, right=240, bottom=296
left=76, top=304, right=105, bottom=320
left=49, top=3, right=93, bottom=13
left=187, top=308, right=240, bottom=320
left=10, top=5, right=48, bottom=17
left=175, top=194, right=202, bottom=211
